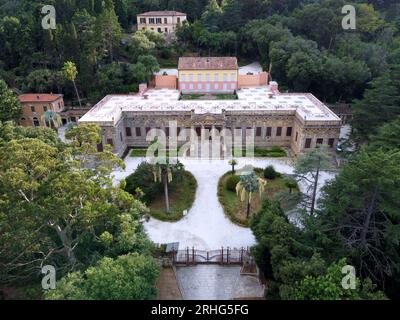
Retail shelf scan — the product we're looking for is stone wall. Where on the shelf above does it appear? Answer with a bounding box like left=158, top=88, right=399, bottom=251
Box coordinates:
left=104, top=111, right=341, bottom=157
left=155, top=75, right=178, bottom=89
left=238, top=72, right=268, bottom=88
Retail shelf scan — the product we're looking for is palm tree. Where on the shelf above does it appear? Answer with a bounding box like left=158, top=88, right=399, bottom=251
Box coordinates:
left=152, top=160, right=184, bottom=214
left=41, top=110, right=63, bottom=129
left=228, top=159, right=238, bottom=174
left=62, top=61, right=82, bottom=107
left=236, top=172, right=267, bottom=218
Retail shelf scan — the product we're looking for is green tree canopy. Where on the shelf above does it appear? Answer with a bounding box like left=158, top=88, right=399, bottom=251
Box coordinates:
left=352, top=65, right=400, bottom=141
left=317, top=148, right=400, bottom=291
left=0, top=123, right=150, bottom=285
left=293, top=259, right=386, bottom=300
left=45, top=253, right=160, bottom=300
left=0, top=79, right=22, bottom=122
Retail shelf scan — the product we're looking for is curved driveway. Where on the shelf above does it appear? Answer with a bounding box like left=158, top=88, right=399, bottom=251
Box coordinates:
left=112, top=157, right=334, bottom=250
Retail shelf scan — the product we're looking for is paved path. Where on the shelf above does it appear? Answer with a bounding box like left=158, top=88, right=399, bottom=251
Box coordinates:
left=156, top=267, right=182, bottom=300
left=112, top=157, right=335, bottom=250
left=175, top=265, right=264, bottom=300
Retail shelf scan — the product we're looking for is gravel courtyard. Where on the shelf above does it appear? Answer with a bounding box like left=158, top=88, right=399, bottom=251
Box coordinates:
left=112, top=157, right=335, bottom=250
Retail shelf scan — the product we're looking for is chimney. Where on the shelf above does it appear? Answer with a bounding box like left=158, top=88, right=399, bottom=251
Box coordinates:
left=139, top=83, right=148, bottom=95
left=269, top=81, right=279, bottom=94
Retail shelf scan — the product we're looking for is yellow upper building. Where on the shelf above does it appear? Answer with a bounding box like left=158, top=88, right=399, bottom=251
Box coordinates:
left=137, top=11, right=187, bottom=34
left=178, top=57, right=238, bottom=93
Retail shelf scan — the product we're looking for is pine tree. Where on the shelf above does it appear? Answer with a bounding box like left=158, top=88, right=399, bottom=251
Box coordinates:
left=201, top=0, right=222, bottom=32
left=318, top=148, right=400, bottom=290
left=221, top=0, right=244, bottom=32
left=95, top=7, right=122, bottom=62
left=352, top=65, right=400, bottom=141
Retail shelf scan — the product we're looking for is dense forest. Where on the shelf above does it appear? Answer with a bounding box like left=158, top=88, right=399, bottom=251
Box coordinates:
left=1, top=0, right=400, bottom=300
left=0, top=0, right=399, bottom=139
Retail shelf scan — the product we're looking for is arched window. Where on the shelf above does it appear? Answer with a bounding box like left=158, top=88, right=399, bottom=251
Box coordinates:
left=33, top=117, right=40, bottom=127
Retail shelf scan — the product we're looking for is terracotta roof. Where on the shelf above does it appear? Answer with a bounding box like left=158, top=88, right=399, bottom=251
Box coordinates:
left=138, top=11, right=186, bottom=17
left=178, top=57, right=238, bottom=70
left=19, top=94, right=63, bottom=103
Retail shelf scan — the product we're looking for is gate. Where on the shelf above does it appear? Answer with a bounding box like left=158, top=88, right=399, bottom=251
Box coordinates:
left=173, top=247, right=250, bottom=266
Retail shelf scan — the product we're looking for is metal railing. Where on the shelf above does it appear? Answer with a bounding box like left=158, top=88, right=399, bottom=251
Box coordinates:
left=172, top=247, right=250, bottom=266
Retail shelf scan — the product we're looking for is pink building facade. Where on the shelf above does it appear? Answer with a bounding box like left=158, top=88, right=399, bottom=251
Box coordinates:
left=178, top=57, right=238, bottom=94
left=179, top=79, right=238, bottom=93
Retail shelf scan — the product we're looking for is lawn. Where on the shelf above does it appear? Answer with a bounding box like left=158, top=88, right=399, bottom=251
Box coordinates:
left=149, top=171, right=197, bottom=222
left=218, top=170, right=300, bottom=227
left=179, top=93, right=205, bottom=100
left=179, top=93, right=238, bottom=100
left=130, top=147, right=172, bottom=157
left=233, top=146, right=287, bottom=158
left=215, top=93, right=238, bottom=100
left=130, top=148, right=148, bottom=157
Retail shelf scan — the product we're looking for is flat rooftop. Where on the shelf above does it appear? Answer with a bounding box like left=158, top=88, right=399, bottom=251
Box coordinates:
left=79, top=86, right=341, bottom=126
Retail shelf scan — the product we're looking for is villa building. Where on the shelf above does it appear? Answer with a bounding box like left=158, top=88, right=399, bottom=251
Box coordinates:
left=79, top=80, right=341, bottom=157
left=137, top=11, right=187, bottom=34
left=18, top=93, right=64, bottom=127
left=178, top=57, right=238, bottom=94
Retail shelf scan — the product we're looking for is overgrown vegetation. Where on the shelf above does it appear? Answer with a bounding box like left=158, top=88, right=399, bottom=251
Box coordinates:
left=125, top=161, right=197, bottom=221
left=0, top=122, right=159, bottom=299
left=149, top=171, right=197, bottom=221
left=250, top=200, right=387, bottom=300
left=218, top=167, right=300, bottom=227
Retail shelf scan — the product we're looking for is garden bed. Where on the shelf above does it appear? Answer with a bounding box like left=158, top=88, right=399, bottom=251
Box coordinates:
left=179, top=93, right=238, bottom=100
left=130, top=148, right=148, bottom=157
left=149, top=171, right=197, bottom=222
left=130, top=147, right=171, bottom=157
left=217, top=169, right=300, bottom=227
left=233, top=146, right=287, bottom=158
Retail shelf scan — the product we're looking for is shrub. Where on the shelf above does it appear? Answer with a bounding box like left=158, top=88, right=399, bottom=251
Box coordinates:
left=45, top=253, right=160, bottom=300
left=226, top=175, right=241, bottom=192
left=124, top=162, right=163, bottom=204
left=264, top=165, right=280, bottom=180
left=284, top=177, right=298, bottom=194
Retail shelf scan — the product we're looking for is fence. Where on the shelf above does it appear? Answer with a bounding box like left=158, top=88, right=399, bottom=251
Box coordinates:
left=172, top=247, right=250, bottom=266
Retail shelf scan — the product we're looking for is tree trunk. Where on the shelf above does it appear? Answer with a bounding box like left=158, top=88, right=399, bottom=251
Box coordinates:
left=231, top=164, right=235, bottom=174
left=54, top=225, right=77, bottom=268
left=72, top=80, right=82, bottom=108
left=246, top=199, right=251, bottom=218
left=360, top=186, right=379, bottom=247
left=164, top=171, right=170, bottom=213
left=310, top=157, right=321, bottom=216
